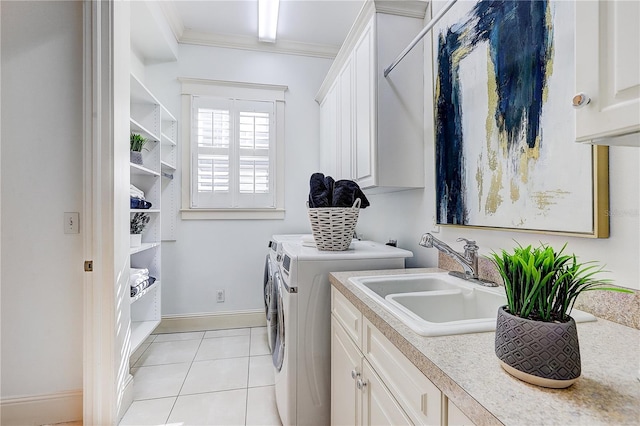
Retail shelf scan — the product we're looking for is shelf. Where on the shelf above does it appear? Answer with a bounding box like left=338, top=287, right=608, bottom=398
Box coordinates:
left=161, top=132, right=176, bottom=146
left=161, top=161, right=176, bottom=171
left=130, top=279, right=160, bottom=304
left=130, top=319, right=161, bottom=355
left=130, top=118, right=160, bottom=142
left=161, top=104, right=177, bottom=122
left=131, top=73, right=160, bottom=106
left=130, top=209, right=160, bottom=213
left=130, top=242, right=160, bottom=255
left=130, top=163, right=161, bottom=177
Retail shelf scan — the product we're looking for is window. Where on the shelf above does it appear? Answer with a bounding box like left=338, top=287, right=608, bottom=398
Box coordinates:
left=193, top=97, right=274, bottom=208
left=181, top=79, right=286, bottom=219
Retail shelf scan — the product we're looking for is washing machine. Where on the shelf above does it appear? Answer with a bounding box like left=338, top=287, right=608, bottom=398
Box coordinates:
left=264, top=235, right=308, bottom=352
left=272, top=240, right=413, bottom=426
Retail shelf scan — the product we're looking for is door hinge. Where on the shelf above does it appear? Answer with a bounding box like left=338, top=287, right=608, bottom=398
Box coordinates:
left=84, top=260, right=93, bottom=272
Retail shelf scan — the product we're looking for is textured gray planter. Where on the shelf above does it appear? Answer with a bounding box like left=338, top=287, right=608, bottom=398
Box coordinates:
left=130, top=151, right=143, bottom=165
left=495, top=306, right=581, bottom=388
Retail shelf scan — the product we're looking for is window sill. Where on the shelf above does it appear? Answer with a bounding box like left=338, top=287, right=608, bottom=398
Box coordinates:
left=180, top=208, right=285, bottom=220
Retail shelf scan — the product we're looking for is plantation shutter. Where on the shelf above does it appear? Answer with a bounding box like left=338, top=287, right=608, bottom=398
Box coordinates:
left=192, top=96, right=275, bottom=209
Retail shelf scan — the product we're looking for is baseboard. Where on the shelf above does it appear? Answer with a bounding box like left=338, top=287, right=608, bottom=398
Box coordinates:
left=156, top=309, right=267, bottom=333
left=117, top=374, right=135, bottom=424
left=1, top=390, right=82, bottom=425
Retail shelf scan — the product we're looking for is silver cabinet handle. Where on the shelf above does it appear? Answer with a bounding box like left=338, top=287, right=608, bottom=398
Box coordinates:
left=572, top=93, right=591, bottom=109
left=351, top=369, right=360, bottom=380
left=356, top=378, right=367, bottom=390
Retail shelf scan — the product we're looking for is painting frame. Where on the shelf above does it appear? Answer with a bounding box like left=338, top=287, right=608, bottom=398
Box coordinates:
left=435, top=145, right=609, bottom=238
left=432, top=0, right=609, bottom=238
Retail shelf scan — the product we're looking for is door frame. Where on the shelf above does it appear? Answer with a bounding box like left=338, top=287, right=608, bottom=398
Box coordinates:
left=83, top=1, right=132, bottom=423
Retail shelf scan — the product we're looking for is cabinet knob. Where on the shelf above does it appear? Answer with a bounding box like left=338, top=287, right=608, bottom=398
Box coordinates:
left=351, top=369, right=360, bottom=380
left=356, top=378, right=367, bottom=390
left=572, top=93, right=591, bottom=109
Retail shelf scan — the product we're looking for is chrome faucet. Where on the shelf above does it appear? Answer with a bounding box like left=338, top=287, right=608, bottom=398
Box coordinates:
left=419, top=233, right=498, bottom=287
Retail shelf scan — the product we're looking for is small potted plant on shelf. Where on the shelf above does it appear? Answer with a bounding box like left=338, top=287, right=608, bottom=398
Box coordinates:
left=130, top=212, right=150, bottom=247
left=489, top=243, right=631, bottom=389
left=130, top=133, right=147, bottom=165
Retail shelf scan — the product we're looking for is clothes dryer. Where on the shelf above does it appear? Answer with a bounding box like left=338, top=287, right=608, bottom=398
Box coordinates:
left=272, top=240, right=413, bottom=426
left=264, top=235, right=308, bottom=352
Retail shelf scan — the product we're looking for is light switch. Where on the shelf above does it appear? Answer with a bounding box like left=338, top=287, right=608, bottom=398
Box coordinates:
left=64, top=212, right=80, bottom=234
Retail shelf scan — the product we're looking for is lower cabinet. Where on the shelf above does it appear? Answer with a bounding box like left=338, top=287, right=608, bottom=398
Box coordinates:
left=447, top=399, right=474, bottom=426
left=331, top=288, right=445, bottom=425
left=331, top=316, right=412, bottom=426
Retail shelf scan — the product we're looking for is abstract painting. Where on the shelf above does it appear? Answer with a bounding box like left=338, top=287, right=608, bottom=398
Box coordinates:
left=433, top=0, right=607, bottom=236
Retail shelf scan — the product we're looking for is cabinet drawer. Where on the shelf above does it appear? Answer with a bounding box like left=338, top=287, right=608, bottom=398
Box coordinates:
left=363, top=317, right=442, bottom=425
left=331, top=287, right=362, bottom=348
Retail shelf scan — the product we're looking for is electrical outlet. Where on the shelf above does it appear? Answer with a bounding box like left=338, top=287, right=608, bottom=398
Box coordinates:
left=216, top=290, right=225, bottom=303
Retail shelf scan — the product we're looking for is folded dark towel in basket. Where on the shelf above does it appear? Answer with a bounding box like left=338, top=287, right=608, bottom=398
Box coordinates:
left=333, top=180, right=370, bottom=208
left=308, top=173, right=369, bottom=209
left=308, top=172, right=334, bottom=208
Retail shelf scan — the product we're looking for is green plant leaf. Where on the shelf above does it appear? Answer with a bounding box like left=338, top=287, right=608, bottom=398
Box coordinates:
left=488, top=241, right=632, bottom=322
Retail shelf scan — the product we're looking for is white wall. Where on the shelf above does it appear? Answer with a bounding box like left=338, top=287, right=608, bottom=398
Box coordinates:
left=144, top=45, right=332, bottom=315
left=1, top=0, right=83, bottom=401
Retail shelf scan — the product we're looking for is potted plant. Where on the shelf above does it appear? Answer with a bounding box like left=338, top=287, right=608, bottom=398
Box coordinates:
left=489, top=243, right=631, bottom=388
left=130, top=133, right=147, bottom=165
left=130, top=212, right=150, bottom=247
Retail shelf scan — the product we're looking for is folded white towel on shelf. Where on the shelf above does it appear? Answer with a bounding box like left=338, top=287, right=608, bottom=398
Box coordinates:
left=130, top=184, right=145, bottom=199
left=129, top=267, right=150, bottom=287
left=129, top=274, right=148, bottom=287
left=130, top=267, right=149, bottom=276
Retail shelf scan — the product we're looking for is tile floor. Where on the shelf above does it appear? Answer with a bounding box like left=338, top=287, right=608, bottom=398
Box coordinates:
left=119, top=327, right=282, bottom=426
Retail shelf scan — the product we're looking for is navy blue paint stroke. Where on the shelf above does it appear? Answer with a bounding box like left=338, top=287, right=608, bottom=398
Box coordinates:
left=436, top=0, right=552, bottom=225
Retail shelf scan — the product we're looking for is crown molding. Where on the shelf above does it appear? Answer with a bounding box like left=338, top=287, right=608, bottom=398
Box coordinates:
left=179, top=29, right=340, bottom=59
left=373, top=0, right=429, bottom=19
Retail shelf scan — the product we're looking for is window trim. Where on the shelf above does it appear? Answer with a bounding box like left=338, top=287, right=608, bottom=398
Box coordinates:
left=180, top=78, right=287, bottom=220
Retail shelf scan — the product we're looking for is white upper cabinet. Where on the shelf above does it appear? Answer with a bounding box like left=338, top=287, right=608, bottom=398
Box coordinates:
left=575, top=0, right=640, bottom=146
left=339, top=56, right=355, bottom=179
left=319, top=82, right=339, bottom=177
left=316, top=0, right=427, bottom=192
left=354, top=20, right=374, bottom=187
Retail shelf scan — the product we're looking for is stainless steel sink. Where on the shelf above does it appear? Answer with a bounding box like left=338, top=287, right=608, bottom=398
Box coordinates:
left=349, top=272, right=596, bottom=337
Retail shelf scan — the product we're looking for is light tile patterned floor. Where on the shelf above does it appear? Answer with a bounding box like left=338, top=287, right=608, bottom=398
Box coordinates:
left=119, top=326, right=282, bottom=426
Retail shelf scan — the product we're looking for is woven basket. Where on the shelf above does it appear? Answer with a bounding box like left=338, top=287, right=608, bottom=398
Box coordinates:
left=308, top=199, right=361, bottom=251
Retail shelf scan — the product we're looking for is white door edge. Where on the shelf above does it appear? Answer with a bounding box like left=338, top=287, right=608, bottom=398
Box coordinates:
left=83, top=1, right=126, bottom=423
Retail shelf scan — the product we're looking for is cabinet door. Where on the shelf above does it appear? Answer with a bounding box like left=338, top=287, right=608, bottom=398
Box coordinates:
left=331, top=316, right=361, bottom=426
left=575, top=0, right=640, bottom=143
left=320, top=82, right=339, bottom=177
left=363, top=317, right=441, bottom=425
left=354, top=18, right=375, bottom=187
left=338, top=57, right=354, bottom=180
left=361, top=359, right=412, bottom=426
left=447, top=399, right=474, bottom=426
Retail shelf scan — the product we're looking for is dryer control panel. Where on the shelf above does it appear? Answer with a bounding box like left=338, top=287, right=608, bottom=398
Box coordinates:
left=282, top=254, right=291, bottom=274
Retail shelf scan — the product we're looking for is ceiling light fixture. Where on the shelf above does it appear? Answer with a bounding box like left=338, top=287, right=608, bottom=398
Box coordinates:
left=258, top=0, right=280, bottom=43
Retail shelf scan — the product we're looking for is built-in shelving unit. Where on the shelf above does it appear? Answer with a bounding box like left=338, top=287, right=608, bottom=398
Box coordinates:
left=160, top=105, right=178, bottom=241
left=129, top=73, right=178, bottom=355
